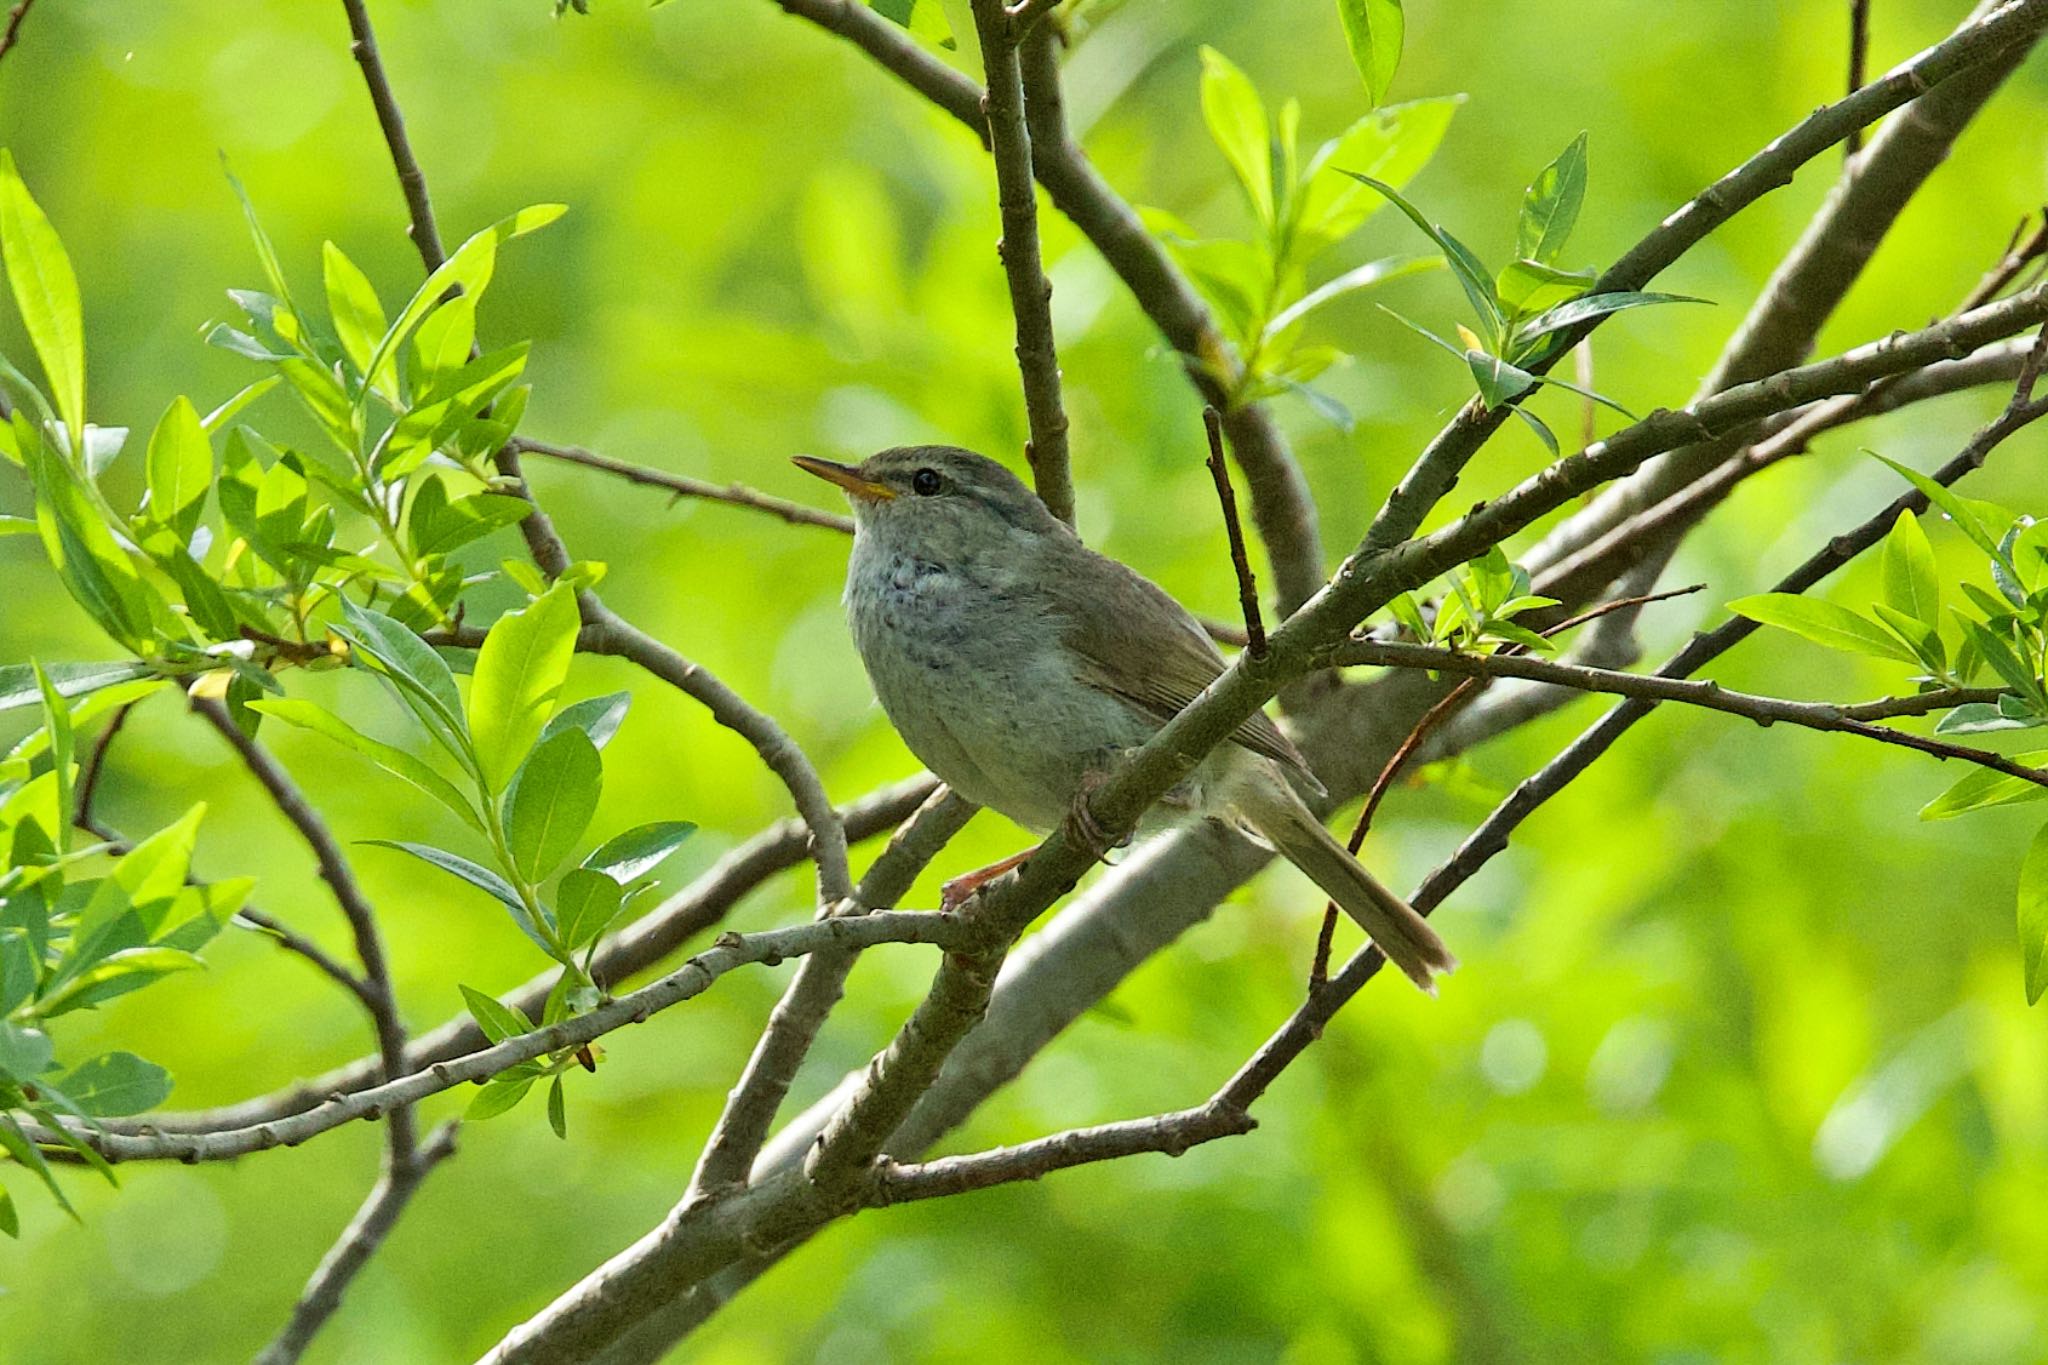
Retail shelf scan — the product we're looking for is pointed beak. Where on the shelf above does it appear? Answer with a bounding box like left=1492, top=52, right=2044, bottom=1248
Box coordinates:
left=791, top=455, right=896, bottom=503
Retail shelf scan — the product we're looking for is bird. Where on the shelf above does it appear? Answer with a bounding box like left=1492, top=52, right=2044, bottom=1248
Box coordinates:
left=793, top=444, right=1455, bottom=992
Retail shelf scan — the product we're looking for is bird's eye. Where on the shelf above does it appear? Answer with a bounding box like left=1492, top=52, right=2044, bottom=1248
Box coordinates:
left=911, top=468, right=943, bottom=496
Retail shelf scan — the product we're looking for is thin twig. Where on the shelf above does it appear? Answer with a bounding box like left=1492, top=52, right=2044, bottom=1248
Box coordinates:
left=0, top=0, right=37, bottom=66
left=192, top=697, right=417, bottom=1158
left=1310, top=584, right=1702, bottom=989
left=1324, top=639, right=2048, bottom=790
left=1202, top=406, right=1266, bottom=659
left=688, top=788, right=976, bottom=1197
left=252, top=1122, right=459, bottom=1365
left=26, top=910, right=976, bottom=1163
left=1848, top=0, right=1872, bottom=156
left=513, top=438, right=854, bottom=533
left=339, top=0, right=445, bottom=265
left=972, top=0, right=1074, bottom=523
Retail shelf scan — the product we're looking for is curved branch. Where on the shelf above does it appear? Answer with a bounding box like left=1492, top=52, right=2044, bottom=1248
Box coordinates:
left=31, top=911, right=972, bottom=1164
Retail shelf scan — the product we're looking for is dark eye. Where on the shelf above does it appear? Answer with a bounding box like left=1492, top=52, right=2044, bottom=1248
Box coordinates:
left=911, top=468, right=943, bottom=496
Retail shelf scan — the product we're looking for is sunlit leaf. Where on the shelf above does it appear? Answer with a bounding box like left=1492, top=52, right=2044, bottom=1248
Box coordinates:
left=1516, top=132, right=1588, bottom=266
left=0, top=150, right=85, bottom=440
left=1727, top=593, right=1920, bottom=664
left=1335, top=0, right=1404, bottom=106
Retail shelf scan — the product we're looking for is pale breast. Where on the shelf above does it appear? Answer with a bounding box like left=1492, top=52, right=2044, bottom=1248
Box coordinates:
left=845, top=546, right=1153, bottom=831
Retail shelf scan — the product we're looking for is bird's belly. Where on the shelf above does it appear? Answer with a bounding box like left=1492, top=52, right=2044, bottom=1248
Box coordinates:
left=849, top=571, right=1150, bottom=831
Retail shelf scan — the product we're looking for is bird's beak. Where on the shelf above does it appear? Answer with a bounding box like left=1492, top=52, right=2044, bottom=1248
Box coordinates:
left=791, top=455, right=896, bottom=502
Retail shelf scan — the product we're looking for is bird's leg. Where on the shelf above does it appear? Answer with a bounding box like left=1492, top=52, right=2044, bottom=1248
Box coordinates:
left=941, top=847, right=1037, bottom=912
left=1062, top=767, right=1127, bottom=862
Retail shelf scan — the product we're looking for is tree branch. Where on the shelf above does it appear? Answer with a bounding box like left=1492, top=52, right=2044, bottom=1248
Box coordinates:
left=1202, top=406, right=1266, bottom=658
left=687, top=787, right=974, bottom=1197
left=1359, top=0, right=2048, bottom=563
left=972, top=2, right=1074, bottom=522
left=251, top=1121, right=460, bottom=1365
left=771, top=0, right=1327, bottom=610
left=94, top=779, right=932, bottom=1148
left=1323, top=639, right=2048, bottom=789
left=30, top=910, right=974, bottom=1164
left=0, top=0, right=38, bottom=67
left=513, top=437, right=853, bottom=532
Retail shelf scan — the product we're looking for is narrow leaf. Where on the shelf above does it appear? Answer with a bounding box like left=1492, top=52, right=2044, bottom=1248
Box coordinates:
left=469, top=586, right=582, bottom=793
left=1516, top=132, right=1588, bottom=265
left=0, top=150, right=85, bottom=440
left=1727, top=593, right=1920, bottom=664
left=1335, top=0, right=1404, bottom=106
left=504, top=728, right=603, bottom=883
left=2020, top=822, right=2048, bottom=1004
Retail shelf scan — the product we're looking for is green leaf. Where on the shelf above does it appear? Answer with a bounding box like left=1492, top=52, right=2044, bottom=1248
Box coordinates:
left=0, top=1113, right=71, bottom=1217
left=1880, top=509, right=1940, bottom=626
left=0, top=1181, right=16, bottom=1237
left=1495, top=258, right=1596, bottom=317
left=336, top=600, right=469, bottom=755
left=540, top=692, right=631, bottom=751
left=0, top=1023, right=53, bottom=1083
left=1867, top=452, right=2005, bottom=565
left=0, top=151, right=85, bottom=440
left=143, top=397, right=213, bottom=543
left=1937, top=702, right=2038, bottom=735
left=0, top=660, right=155, bottom=714
left=38, top=945, right=204, bottom=1017
left=547, top=1076, right=567, bottom=1139
left=1516, top=132, right=1588, bottom=266
left=23, top=439, right=163, bottom=651
left=459, top=983, right=533, bottom=1044
left=1335, top=0, right=1404, bottom=106
left=1264, top=254, right=1441, bottom=338
left=1871, top=603, right=1944, bottom=673
left=2020, top=822, right=2048, bottom=1004
left=362, top=840, right=523, bottom=912
left=321, top=241, right=388, bottom=382
left=1465, top=349, right=1537, bottom=409
left=505, top=728, right=603, bottom=883
left=363, top=204, right=566, bottom=399
left=1297, top=96, right=1461, bottom=246
left=466, top=1076, right=533, bottom=1120
left=53, top=1052, right=172, bottom=1117
left=582, top=820, right=697, bottom=884
left=1727, top=593, right=1920, bottom=664
left=1513, top=290, right=1708, bottom=347
left=201, top=376, right=280, bottom=433
left=1919, top=749, right=2048, bottom=820
left=248, top=698, right=484, bottom=833
left=1955, top=617, right=2047, bottom=709
left=1197, top=48, right=1274, bottom=227
left=1339, top=172, right=1501, bottom=337
left=556, top=868, right=624, bottom=950
left=411, top=295, right=477, bottom=393
left=469, top=586, right=582, bottom=793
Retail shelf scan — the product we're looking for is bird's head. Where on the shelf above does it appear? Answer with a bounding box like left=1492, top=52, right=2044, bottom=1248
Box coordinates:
left=792, top=445, right=1063, bottom=562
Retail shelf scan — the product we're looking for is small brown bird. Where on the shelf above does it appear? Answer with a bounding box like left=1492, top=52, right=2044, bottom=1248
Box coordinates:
left=796, top=445, right=1454, bottom=991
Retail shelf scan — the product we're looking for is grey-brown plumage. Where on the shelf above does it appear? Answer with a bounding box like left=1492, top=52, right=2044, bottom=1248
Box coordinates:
left=794, top=445, right=1454, bottom=991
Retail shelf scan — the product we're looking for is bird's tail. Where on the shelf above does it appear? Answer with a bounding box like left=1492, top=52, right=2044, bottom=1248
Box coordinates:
left=1233, top=767, right=1456, bottom=994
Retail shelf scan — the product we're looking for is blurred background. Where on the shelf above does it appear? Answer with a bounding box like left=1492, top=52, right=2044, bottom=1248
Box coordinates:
left=3, top=0, right=2048, bottom=1360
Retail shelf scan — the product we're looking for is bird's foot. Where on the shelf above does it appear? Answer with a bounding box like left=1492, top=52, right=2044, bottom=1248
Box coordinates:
left=1062, top=769, right=1126, bottom=861
left=940, top=846, right=1036, bottom=912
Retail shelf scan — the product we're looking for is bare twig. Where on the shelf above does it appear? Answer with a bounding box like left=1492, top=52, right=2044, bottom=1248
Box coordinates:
left=0, top=0, right=37, bottom=66
left=772, top=0, right=1328, bottom=610
left=27, top=910, right=974, bottom=1163
left=1848, top=0, right=1873, bottom=156
left=98, top=778, right=936, bottom=1142
left=252, top=1122, right=460, bottom=1365
left=1202, top=406, right=1266, bottom=659
left=339, top=0, right=445, bottom=265
left=972, top=1, right=1074, bottom=521
left=1323, top=639, right=2048, bottom=790
left=1308, top=584, right=1703, bottom=988
left=514, top=438, right=854, bottom=532
left=1359, top=0, right=2048, bottom=564
left=687, top=788, right=975, bottom=1196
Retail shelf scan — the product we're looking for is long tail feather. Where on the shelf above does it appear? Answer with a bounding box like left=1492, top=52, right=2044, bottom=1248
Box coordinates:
left=1233, top=767, right=1455, bottom=993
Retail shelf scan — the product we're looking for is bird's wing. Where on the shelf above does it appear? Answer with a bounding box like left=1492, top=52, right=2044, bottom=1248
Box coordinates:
left=1052, top=542, right=1320, bottom=785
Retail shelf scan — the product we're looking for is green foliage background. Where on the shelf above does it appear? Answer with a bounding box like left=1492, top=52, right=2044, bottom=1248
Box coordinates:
left=4, top=0, right=2048, bottom=1359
